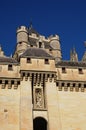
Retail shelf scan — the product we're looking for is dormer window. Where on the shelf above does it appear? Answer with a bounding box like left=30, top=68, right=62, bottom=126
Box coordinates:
left=45, top=59, right=49, bottom=64
left=62, top=67, right=66, bottom=73
left=78, top=68, right=83, bottom=74
left=8, top=64, right=13, bottom=71
left=27, top=58, right=31, bottom=63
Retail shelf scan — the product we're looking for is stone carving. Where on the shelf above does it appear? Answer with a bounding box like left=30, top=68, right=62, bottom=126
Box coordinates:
left=35, top=88, right=42, bottom=108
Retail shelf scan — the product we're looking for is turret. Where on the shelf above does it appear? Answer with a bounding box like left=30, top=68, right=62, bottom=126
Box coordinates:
left=49, top=35, right=62, bottom=62
left=70, top=48, right=78, bottom=62
left=16, top=26, right=29, bottom=56
left=0, top=45, right=5, bottom=57
left=82, top=51, right=86, bottom=62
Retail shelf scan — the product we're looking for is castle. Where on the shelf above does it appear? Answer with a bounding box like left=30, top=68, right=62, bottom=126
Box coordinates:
left=0, top=24, right=86, bottom=130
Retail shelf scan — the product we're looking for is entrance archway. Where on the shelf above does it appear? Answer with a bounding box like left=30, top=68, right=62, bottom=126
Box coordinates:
left=33, top=117, right=47, bottom=130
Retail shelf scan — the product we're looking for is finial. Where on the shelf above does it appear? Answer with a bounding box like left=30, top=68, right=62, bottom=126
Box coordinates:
left=29, top=18, right=33, bottom=29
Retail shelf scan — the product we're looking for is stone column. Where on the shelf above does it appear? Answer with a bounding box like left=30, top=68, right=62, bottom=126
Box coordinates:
left=46, top=77, right=60, bottom=130
left=20, top=75, right=33, bottom=130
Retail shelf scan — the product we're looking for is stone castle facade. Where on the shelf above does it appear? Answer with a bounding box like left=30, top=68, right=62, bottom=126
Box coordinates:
left=0, top=25, right=86, bottom=130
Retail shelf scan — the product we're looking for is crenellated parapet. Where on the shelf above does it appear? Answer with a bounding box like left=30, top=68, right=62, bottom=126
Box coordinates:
left=0, top=79, right=20, bottom=89
left=20, top=71, right=57, bottom=84
left=56, top=80, right=86, bottom=92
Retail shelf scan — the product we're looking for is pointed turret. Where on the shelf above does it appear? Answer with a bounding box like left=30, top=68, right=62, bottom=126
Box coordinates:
left=82, top=51, right=86, bottom=62
left=0, top=45, right=5, bottom=57
left=70, top=48, right=78, bottom=62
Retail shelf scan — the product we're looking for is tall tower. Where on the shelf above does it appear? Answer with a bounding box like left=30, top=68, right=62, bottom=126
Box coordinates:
left=14, top=26, right=29, bottom=58
left=49, top=35, right=62, bottom=62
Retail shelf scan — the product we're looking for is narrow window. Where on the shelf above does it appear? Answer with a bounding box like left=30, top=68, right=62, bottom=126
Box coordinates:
left=78, top=68, right=83, bottom=74
left=62, top=67, right=66, bottom=73
left=56, top=82, right=59, bottom=86
left=27, top=58, right=31, bottom=63
left=39, top=42, right=42, bottom=48
left=8, top=64, right=13, bottom=71
left=31, top=45, right=33, bottom=47
left=19, top=42, right=22, bottom=44
left=49, top=49, right=52, bottom=52
left=45, top=59, right=49, bottom=64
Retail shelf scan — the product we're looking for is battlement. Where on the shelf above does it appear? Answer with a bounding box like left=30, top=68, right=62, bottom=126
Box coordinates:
left=17, top=26, right=28, bottom=33
left=48, top=34, right=60, bottom=41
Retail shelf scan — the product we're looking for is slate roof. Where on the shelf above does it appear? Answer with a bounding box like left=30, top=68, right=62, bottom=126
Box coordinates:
left=28, top=38, right=53, bottom=49
left=20, top=47, right=54, bottom=59
left=0, top=57, right=18, bottom=64
left=28, top=38, right=37, bottom=46
left=56, top=61, right=86, bottom=68
left=28, top=26, right=39, bottom=36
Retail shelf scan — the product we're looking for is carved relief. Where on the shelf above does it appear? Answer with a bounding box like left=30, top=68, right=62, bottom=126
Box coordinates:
left=35, top=88, right=42, bottom=108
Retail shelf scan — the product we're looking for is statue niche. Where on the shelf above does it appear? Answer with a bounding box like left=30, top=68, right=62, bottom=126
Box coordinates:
left=35, top=88, right=43, bottom=108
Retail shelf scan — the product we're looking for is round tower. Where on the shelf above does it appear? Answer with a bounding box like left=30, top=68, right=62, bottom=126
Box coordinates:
left=16, top=26, right=28, bottom=56
left=49, top=35, right=62, bottom=62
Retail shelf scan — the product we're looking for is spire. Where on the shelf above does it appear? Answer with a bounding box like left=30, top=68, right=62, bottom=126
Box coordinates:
left=0, top=45, right=5, bottom=57
left=81, top=41, right=86, bottom=62
left=70, top=47, right=78, bottom=62
left=28, top=20, right=40, bottom=36
left=29, top=18, right=33, bottom=29
left=82, top=51, right=86, bottom=62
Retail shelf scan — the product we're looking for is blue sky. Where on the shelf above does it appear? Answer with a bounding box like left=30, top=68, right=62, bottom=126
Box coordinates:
left=0, top=0, right=86, bottom=60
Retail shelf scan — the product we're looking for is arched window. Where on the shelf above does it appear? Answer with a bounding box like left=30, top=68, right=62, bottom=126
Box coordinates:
left=33, top=117, right=47, bottom=130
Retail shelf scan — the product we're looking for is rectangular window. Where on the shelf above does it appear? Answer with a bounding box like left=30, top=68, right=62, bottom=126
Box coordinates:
left=8, top=64, right=13, bottom=71
left=27, top=58, right=31, bottom=63
left=39, top=42, right=42, bottom=48
left=78, top=68, right=83, bottom=74
left=62, top=67, right=66, bottom=73
left=45, top=59, right=49, bottom=64
left=30, top=45, right=33, bottom=47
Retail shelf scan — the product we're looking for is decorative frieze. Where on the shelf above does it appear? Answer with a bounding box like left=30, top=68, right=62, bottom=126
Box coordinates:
left=56, top=81, right=86, bottom=92
left=0, top=79, right=20, bottom=89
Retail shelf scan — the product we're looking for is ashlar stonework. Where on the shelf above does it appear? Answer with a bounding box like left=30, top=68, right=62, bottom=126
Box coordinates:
left=0, top=25, right=86, bottom=130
